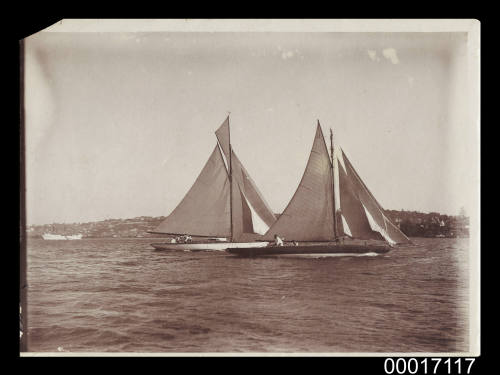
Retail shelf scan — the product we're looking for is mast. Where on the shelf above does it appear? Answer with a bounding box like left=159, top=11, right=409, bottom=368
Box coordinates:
left=228, top=114, right=233, bottom=242
left=329, top=126, right=338, bottom=239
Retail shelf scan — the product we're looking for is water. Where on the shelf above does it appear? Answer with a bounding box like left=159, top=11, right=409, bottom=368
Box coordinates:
left=26, top=237, right=470, bottom=353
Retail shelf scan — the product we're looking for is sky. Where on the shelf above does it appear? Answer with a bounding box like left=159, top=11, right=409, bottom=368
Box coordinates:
left=24, top=27, right=478, bottom=225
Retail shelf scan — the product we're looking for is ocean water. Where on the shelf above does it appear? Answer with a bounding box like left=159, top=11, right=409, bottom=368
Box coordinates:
left=25, top=237, right=470, bottom=353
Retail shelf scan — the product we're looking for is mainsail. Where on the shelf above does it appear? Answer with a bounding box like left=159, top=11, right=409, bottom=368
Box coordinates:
left=153, top=116, right=276, bottom=240
left=263, top=122, right=410, bottom=246
left=152, top=145, right=231, bottom=237
left=262, top=124, right=335, bottom=241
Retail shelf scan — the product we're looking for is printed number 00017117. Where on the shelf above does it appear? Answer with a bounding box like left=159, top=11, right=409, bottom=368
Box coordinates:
left=384, top=358, right=475, bottom=374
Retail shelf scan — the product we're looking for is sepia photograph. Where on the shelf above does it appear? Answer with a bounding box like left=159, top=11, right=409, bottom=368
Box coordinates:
left=20, top=19, right=480, bottom=356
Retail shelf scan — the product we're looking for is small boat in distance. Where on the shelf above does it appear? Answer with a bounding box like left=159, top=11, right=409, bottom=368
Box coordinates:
left=227, top=121, right=410, bottom=257
left=42, top=233, right=83, bottom=240
left=149, top=116, right=277, bottom=251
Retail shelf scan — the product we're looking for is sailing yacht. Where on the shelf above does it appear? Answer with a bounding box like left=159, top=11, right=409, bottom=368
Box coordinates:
left=226, top=121, right=410, bottom=256
left=149, top=116, right=277, bottom=251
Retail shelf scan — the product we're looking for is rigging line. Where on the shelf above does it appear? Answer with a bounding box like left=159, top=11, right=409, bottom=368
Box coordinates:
left=228, top=115, right=233, bottom=242
left=328, top=125, right=337, bottom=239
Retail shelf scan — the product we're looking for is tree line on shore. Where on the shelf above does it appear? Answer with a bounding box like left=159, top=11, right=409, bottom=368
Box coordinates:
left=384, top=209, right=469, bottom=238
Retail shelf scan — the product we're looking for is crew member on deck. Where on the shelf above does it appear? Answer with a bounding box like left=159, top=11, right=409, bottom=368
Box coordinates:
left=274, top=234, right=284, bottom=246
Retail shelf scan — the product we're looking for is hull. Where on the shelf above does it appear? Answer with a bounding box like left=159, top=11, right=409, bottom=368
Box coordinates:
left=226, top=243, right=391, bottom=256
left=42, top=233, right=82, bottom=240
left=150, top=241, right=270, bottom=251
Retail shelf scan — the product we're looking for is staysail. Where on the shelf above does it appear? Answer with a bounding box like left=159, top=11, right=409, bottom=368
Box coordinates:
left=336, top=149, right=384, bottom=241
left=262, top=124, right=335, bottom=241
left=230, top=151, right=277, bottom=240
left=336, top=147, right=410, bottom=244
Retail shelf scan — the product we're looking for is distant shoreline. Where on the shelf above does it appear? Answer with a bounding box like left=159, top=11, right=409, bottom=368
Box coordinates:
left=25, top=210, right=469, bottom=240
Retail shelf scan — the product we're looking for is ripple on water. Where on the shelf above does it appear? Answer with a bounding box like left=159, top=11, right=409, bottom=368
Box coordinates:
left=26, top=237, right=470, bottom=353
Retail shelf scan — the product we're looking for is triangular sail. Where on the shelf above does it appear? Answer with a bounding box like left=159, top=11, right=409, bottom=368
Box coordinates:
left=215, top=119, right=277, bottom=240
left=337, top=148, right=410, bottom=244
left=337, top=155, right=384, bottom=241
left=263, top=124, right=335, bottom=241
left=152, top=145, right=231, bottom=237
left=231, top=151, right=276, bottom=236
left=238, top=186, right=255, bottom=234
left=237, top=185, right=270, bottom=235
